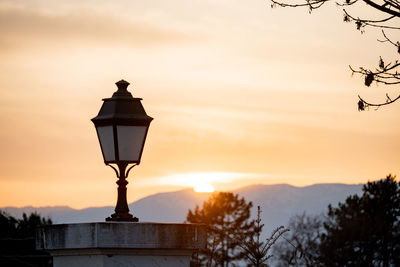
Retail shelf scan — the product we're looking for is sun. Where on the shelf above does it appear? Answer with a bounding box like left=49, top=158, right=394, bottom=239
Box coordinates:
left=194, top=183, right=215, bottom=193
left=156, top=172, right=244, bottom=193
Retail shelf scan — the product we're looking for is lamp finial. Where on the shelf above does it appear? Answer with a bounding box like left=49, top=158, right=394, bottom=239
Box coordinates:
left=116, top=80, right=130, bottom=92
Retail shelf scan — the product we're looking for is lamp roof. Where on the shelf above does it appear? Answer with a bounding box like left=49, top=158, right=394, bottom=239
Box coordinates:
left=91, top=80, right=153, bottom=126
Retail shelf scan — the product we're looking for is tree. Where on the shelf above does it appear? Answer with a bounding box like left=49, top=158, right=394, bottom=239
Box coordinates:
left=273, top=175, right=400, bottom=266
left=0, top=211, right=53, bottom=267
left=16, top=212, right=53, bottom=238
left=270, top=0, right=400, bottom=110
left=0, top=211, right=52, bottom=238
left=0, top=211, right=18, bottom=238
left=238, top=206, right=288, bottom=267
left=273, top=213, right=323, bottom=266
left=187, top=192, right=255, bottom=267
left=320, top=175, right=400, bottom=266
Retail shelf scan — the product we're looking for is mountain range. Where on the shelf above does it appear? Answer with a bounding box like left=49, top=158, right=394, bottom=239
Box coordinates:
left=2, top=183, right=363, bottom=235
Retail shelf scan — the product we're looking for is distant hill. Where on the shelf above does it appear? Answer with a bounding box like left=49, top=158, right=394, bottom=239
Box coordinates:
left=236, top=183, right=362, bottom=234
left=1, top=183, right=363, bottom=235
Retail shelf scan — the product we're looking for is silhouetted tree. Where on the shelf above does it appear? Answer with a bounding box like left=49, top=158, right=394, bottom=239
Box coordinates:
left=0, top=211, right=18, bottom=238
left=273, top=213, right=323, bottom=266
left=0, top=211, right=53, bottom=267
left=187, top=192, right=255, bottom=267
left=270, top=0, right=400, bottom=110
left=16, top=212, right=53, bottom=238
left=273, top=175, right=400, bottom=266
left=0, top=211, right=52, bottom=238
left=238, top=206, right=288, bottom=267
left=320, top=174, right=400, bottom=266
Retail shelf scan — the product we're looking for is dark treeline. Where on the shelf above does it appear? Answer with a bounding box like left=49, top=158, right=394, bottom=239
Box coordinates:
left=1, top=175, right=398, bottom=266
left=274, top=174, right=400, bottom=267
left=187, top=175, right=400, bottom=267
left=0, top=211, right=52, bottom=267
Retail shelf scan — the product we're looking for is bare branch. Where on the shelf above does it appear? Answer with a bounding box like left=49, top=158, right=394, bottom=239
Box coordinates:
left=270, top=0, right=327, bottom=9
left=362, top=0, right=400, bottom=17
left=336, top=0, right=359, bottom=7
left=270, top=0, right=400, bottom=110
left=343, top=10, right=400, bottom=29
left=358, top=94, right=400, bottom=110
left=377, top=30, right=399, bottom=46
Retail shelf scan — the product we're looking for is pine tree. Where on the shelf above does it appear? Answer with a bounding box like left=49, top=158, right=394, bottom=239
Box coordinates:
left=320, top=175, right=400, bottom=266
left=187, top=192, right=255, bottom=267
left=238, top=206, right=288, bottom=267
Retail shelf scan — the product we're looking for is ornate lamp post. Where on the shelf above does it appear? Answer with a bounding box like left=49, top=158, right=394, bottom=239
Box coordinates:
left=92, top=80, right=153, bottom=222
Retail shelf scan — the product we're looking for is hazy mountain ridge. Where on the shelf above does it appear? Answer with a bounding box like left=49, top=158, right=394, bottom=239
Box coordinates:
left=1, top=183, right=363, bottom=234
left=236, top=183, right=363, bottom=233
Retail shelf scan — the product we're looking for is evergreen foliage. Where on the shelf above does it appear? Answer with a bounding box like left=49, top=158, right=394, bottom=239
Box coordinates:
left=320, top=174, right=400, bottom=266
left=0, top=211, right=53, bottom=266
left=239, top=206, right=288, bottom=267
left=0, top=211, right=52, bottom=238
left=274, top=175, right=400, bottom=266
left=0, top=211, right=19, bottom=238
left=187, top=192, right=255, bottom=267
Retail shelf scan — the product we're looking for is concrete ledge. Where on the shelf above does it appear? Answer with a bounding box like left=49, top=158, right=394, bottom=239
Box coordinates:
left=36, top=222, right=206, bottom=251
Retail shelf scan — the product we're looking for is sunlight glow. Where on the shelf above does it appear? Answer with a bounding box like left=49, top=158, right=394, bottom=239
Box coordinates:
left=1, top=0, right=399, bottom=208
left=194, top=183, right=215, bottom=193
left=153, top=172, right=255, bottom=189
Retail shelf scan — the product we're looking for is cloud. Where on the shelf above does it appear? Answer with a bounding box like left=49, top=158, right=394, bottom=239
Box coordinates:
left=0, top=3, right=195, bottom=52
left=137, top=172, right=262, bottom=187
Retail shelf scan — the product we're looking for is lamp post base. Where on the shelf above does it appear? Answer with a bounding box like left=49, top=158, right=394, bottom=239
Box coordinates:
left=106, top=213, right=139, bottom=222
left=106, top=163, right=139, bottom=222
left=37, top=222, right=207, bottom=267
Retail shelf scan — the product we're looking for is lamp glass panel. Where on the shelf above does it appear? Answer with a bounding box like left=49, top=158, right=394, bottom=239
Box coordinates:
left=117, top=125, right=147, bottom=161
left=96, top=126, right=115, bottom=161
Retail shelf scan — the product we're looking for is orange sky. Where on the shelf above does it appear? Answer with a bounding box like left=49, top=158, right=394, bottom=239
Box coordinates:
left=0, top=0, right=399, bottom=208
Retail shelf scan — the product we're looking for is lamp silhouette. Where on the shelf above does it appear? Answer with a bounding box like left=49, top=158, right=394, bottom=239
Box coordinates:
left=92, top=80, right=153, bottom=222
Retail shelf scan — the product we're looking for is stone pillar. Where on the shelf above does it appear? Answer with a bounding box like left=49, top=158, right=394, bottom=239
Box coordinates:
left=36, top=222, right=206, bottom=267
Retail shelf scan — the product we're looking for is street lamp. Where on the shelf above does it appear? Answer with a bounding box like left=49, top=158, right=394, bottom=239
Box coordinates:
left=92, top=80, right=153, bottom=222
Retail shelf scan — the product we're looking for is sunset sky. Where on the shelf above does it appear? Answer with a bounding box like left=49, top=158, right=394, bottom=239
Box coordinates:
left=0, top=0, right=399, bottom=209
